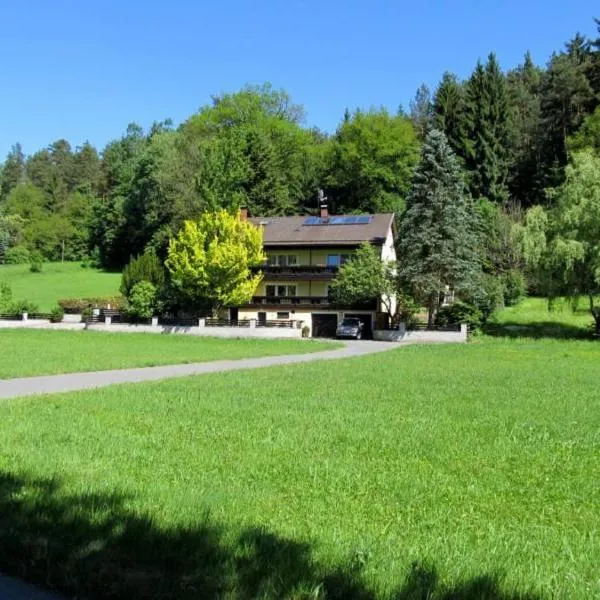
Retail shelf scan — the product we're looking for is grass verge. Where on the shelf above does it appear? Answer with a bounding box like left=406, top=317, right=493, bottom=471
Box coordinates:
left=0, top=329, right=339, bottom=378
left=0, top=337, right=598, bottom=598
left=0, top=262, right=121, bottom=311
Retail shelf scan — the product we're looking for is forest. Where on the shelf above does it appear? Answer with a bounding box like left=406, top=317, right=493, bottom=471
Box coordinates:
left=0, top=17, right=599, bottom=278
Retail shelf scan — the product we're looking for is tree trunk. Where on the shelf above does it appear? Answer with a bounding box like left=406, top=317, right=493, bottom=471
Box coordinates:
left=589, top=295, right=600, bottom=338
left=427, top=294, right=436, bottom=329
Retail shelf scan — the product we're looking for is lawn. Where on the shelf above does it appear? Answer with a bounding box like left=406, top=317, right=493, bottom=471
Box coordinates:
left=0, top=261, right=121, bottom=311
left=0, top=329, right=337, bottom=379
left=486, top=296, right=597, bottom=339
left=0, top=336, right=598, bottom=598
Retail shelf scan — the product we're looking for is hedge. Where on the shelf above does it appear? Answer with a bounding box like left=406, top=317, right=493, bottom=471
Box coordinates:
left=58, top=296, right=126, bottom=313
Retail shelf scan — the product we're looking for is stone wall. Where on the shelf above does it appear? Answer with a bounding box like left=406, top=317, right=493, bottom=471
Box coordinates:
left=373, top=323, right=467, bottom=343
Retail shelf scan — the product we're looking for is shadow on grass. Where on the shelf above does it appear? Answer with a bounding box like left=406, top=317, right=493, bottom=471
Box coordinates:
left=0, top=472, right=540, bottom=599
left=483, top=320, right=594, bottom=341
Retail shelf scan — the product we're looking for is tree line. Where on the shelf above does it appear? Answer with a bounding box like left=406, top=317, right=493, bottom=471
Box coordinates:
left=0, top=19, right=599, bottom=328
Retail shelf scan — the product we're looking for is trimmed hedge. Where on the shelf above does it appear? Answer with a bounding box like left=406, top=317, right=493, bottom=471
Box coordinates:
left=58, top=296, right=126, bottom=314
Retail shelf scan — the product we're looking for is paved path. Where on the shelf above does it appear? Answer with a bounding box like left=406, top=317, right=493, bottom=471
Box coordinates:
left=0, top=574, right=65, bottom=600
left=0, top=341, right=399, bottom=400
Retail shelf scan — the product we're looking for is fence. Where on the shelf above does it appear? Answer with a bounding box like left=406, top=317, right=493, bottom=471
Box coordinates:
left=0, top=312, right=53, bottom=321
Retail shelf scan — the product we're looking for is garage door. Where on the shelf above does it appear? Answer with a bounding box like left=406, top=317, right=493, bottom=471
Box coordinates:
left=344, top=313, right=373, bottom=339
left=311, top=313, right=338, bottom=338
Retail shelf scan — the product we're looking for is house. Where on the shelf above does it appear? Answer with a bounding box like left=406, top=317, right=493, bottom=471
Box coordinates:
left=231, top=205, right=396, bottom=338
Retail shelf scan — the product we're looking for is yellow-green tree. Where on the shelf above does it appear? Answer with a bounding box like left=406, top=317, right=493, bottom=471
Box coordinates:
left=165, top=210, right=264, bottom=314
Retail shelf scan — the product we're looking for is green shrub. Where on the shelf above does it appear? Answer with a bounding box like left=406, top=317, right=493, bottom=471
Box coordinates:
left=80, top=307, right=93, bottom=322
left=58, top=296, right=125, bottom=313
left=502, top=269, right=526, bottom=306
left=395, top=291, right=420, bottom=327
left=49, top=305, right=65, bottom=323
left=0, top=283, right=12, bottom=312
left=9, top=299, right=39, bottom=315
left=127, top=281, right=157, bottom=321
left=436, top=301, right=482, bottom=332
left=120, top=253, right=165, bottom=298
left=29, top=251, right=44, bottom=273
left=302, top=325, right=310, bottom=338
left=4, top=246, right=30, bottom=264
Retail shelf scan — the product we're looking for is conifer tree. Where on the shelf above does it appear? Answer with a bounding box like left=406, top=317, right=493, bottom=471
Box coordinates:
left=432, top=72, right=468, bottom=162
left=397, top=130, right=481, bottom=326
left=464, top=54, right=510, bottom=203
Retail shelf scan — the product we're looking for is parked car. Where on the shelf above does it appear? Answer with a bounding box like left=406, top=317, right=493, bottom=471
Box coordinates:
left=336, top=317, right=364, bottom=340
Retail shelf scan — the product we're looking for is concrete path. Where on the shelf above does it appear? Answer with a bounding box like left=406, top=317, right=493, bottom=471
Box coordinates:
left=0, top=574, right=65, bottom=600
left=0, top=340, right=399, bottom=400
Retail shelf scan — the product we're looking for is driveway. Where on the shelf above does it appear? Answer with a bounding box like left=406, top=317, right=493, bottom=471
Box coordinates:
left=0, top=340, right=399, bottom=401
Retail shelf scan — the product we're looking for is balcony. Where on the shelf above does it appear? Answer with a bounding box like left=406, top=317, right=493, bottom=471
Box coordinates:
left=247, top=296, right=378, bottom=310
left=249, top=296, right=331, bottom=307
left=255, top=264, right=339, bottom=280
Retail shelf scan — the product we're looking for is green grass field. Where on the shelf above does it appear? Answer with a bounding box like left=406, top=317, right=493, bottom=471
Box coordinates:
left=486, top=296, right=596, bottom=339
left=0, top=262, right=121, bottom=311
left=0, top=329, right=337, bottom=379
left=0, top=333, right=598, bottom=598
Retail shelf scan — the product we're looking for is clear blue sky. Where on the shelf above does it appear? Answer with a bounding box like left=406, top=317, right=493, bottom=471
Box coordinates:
left=1, top=0, right=598, bottom=157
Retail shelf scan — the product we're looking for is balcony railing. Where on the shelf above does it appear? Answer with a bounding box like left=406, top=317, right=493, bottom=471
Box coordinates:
left=248, top=296, right=378, bottom=310
left=250, top=296, right=331, bottom=306
left=254, top=264, right=339, bottom=279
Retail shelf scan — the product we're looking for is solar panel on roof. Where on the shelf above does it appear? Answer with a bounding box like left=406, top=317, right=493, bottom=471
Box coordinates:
left=303, top=215, right=373, bottom=226
left=303, top=216, right=322, bottom=225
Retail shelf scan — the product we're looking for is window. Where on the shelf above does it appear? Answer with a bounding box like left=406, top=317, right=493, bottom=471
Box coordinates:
left=277, top=312, right=290, bottom=320
left=327, top=254, right=352, bottom=266
left=265, top=285, right=296, bottom=297
left=267, top=254, right=297, bottom=266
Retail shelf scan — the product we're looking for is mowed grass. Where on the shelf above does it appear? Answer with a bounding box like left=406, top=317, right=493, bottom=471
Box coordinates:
left=486, top=296, right=597, bottom=339
left=0, top=337, right=598, bottom=598
left=0, top=329, right=338, bottom=378
left=0, top=261, right=120, bottom=310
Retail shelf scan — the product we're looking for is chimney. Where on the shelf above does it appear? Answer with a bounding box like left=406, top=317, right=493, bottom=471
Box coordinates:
left=240, top=206, right=248, bottom=221
left=317, top=189, right=328, bottom=218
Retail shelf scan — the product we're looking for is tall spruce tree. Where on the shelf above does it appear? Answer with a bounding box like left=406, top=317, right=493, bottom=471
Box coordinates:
left=539, top=40, right=595, bottom=188
left=432, top=72, right=468, bottom=162
left=397, top=129, right=481, bottom=326
left=409, top=83, right=433, bottom=141
left=0, top=143, right=26, bottom=200
left=464, top=54, right=510, bottom=203
left=506, top=52, right=544, bottom=205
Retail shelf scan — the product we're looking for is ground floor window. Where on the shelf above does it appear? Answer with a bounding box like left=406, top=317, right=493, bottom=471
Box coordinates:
left=276, top=311, right=290, bottom=320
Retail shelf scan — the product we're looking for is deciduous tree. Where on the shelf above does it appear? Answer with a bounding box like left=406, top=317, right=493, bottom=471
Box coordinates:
left=523, top=150, right=600, bottom=336
left=165, top=210, right=264, bottom=314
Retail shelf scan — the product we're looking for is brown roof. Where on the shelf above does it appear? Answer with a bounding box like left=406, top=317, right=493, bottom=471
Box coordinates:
left=248, top=213, right=394, bottom=247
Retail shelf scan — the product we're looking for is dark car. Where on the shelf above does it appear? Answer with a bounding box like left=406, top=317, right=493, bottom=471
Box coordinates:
left=336, top=317, right=364, bottom=340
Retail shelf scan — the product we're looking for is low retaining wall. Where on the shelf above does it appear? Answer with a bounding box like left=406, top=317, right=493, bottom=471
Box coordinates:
left=374, top=323, right=467, bottom=343
left=0, top=319, right=86, bottom=331
left=85, top=322, right=303, bottom=338
left=0, top=315, right=302, bottom=338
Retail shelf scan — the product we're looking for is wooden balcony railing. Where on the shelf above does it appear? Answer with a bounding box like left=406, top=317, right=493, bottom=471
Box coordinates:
left=254, top=265, right=339, bottom=279
left=248, top=296, right=378, bottom=310
left=250, top=296, right=331, bottom=306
